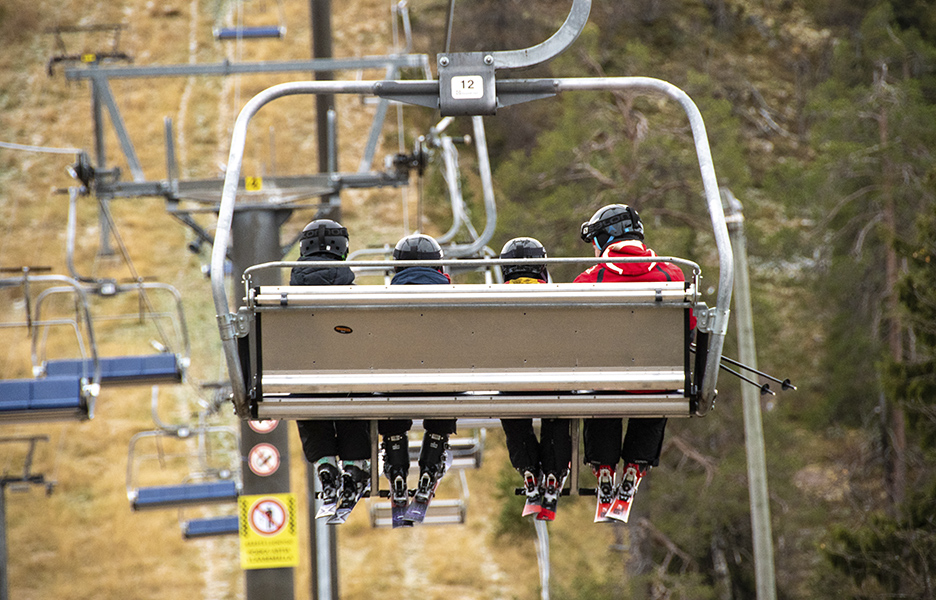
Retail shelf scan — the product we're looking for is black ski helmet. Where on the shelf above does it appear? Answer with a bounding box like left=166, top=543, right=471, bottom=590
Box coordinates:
left=392, top=233, right=443, bottom=272
left=299, top=219, right=349, bottom=259
left=580, top=204, right=644, bottom=249
left=499, top=237, right=548, bottom=282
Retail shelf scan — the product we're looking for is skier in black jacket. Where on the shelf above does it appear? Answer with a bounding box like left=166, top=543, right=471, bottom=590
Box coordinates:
left=380, top=234, right=456, bottom=517
left=290, top=219, right=370, bottom=517
left=497, top=237, right=572, bottom=521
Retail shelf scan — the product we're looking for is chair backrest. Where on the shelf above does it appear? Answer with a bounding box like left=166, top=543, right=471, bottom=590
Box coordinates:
left=244, top=281, right=699, bottom=420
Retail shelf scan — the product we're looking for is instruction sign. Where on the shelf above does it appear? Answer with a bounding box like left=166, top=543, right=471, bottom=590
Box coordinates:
left=239, top=493, right=299, bottom=570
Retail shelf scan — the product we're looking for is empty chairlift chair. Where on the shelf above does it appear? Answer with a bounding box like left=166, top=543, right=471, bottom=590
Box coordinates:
left=0, top=273, right=100, bottom=423
left=34, top=281, right=190, bottom=387
left=213, top=0, right=286, bottom=40
left=126, top=422, right=240, bottom=512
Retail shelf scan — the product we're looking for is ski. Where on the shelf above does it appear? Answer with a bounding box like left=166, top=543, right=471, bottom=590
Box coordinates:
left=386, top=467, right=412, bottom=528
left=327, top=465, right=370, bottom=524
left=522, top=497, right=542, bottom=517
left=391, top=500, right=413, bottom=528
left=520, top=471, right=542, bottom=517
left=403, top=471, right=441, bottom=524
left=593, top=465, right=616, bottom=523
left=537, top=471, right=568, bottom=522
left=316, top=501, right=338, bottom=520
left=315, top=462, right=341, bottom=520
left=606, top=463, right=646, bottom=523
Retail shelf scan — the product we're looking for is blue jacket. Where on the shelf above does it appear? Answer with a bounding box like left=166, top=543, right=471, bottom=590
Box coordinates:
left=390, top=267, right=451, bottom=285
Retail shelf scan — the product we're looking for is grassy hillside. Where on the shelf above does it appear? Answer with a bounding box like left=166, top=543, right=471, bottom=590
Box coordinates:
left=7, top=1, right=926, bottom=599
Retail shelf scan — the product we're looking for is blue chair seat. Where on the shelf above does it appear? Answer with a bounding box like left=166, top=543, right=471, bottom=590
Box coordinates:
left=214, top=26, right=284, bottom=40
left=0, top=376, right=89, bottom=422
left=182, top=515, right=240, bottom=538
left=131, top=480, right=239, bottom=511
left=45, top=354, right=182, bottom=385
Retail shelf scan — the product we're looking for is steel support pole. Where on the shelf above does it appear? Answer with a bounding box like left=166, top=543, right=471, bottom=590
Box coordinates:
left=308, top=463, right=339, bottom=600
left=722, top=188, right=777, bottom=600
left=232, top=210, right=295, bottom=600
left=311, top=0, right=337, bottom=186
left=0, top=484, right=7, bottom=600
left=89, top=70, right=115, bottom=257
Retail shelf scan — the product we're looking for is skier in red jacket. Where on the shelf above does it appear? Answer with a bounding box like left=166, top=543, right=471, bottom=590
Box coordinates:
left=575, top=203, right=694, bottom=522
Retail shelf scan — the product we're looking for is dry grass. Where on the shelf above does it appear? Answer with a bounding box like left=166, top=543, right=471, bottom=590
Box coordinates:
left=0, top=1, right=626, bottom=599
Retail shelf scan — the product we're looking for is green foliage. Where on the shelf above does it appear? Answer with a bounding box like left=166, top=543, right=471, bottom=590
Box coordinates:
left=823, top=482, right=936, bottom=598
left=493, top=457, right=536, bottom=540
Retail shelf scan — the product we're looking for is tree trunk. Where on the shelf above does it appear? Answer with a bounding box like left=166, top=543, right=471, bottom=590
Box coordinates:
left=877, top=64, right=906, bottom=514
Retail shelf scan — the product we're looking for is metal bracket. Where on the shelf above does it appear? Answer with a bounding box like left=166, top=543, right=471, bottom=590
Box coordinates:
left=432, top=0, right=589, bottom=116
left=234, top=307, right=254, bottom=338
left=694, top=304, right=714, bottom=333
left=438, top=52, right=497, bottom=116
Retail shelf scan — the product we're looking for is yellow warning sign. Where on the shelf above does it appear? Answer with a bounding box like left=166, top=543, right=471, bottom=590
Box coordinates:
left=245, top=176, right=263, bottom=191
left=239, top=493, right=299, bottom=570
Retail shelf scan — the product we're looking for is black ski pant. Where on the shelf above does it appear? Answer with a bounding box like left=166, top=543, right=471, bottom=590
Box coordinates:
left=377, top=418, right=457, bottom=468
left=583, top=417, right=666, bottom=468
left=501, top=418, right=572, bottom=476
left=297, top=419, right=372, bottom=463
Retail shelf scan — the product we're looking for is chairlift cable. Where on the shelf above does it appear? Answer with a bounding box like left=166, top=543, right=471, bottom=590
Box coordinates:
left=0, top=140, right=82, bottom=155
left=444, top=0, right=456, bottom=53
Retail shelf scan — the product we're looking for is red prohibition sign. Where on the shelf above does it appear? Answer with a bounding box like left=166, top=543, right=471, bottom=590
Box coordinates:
left=249, top=497, right=288, bottom=536
left=248, top=443, right=280, bottom=476
left=249, top=419, right=279, bottom=434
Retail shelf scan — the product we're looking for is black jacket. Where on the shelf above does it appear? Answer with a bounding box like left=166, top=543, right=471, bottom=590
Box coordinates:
left=289, top=255, right=355, bottom=286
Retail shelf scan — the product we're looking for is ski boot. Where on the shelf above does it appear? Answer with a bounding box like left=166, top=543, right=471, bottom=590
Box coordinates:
left=382, top=434, right=411, bottom=528
left=314, top=459, right=341, bottom=519
left=404, top=432, right=449, bottom=523
left=520, top=468, right=543, bottom=517
left=330, top=460, right=371, bottom=524
left=607, top=462, right=648, bottom=523
left=537, top=470, right=568, bottom=522
left=592, top=464, right=616, bottom=523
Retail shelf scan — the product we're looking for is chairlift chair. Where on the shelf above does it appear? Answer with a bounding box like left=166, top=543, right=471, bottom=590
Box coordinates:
left=209, top=0, right=733, bottom=505
left=0, top=273, right=100, bottom=423
left=126, top=407, right=241, bottom=511
left=213, top=0, right=286, bottom=41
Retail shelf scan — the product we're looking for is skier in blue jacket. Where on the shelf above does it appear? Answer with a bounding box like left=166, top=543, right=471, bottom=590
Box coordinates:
left=379, top=234, right=456, bottom=518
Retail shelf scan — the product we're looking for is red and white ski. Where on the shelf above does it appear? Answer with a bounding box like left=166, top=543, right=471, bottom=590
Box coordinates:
left=593, top=465, right=616, bottom=523
left=606, top=463, right=647, bottom=523
left=521, top=471, right=542, bottom=517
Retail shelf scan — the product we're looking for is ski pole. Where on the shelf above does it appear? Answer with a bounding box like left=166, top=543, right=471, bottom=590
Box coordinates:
left=718, top=363, right=775, bottom=396
left=690, top=343, right=796, bottom=391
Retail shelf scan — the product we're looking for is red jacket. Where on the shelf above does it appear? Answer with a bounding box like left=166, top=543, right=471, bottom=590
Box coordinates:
left=574, top=240, right=696, bottom=329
